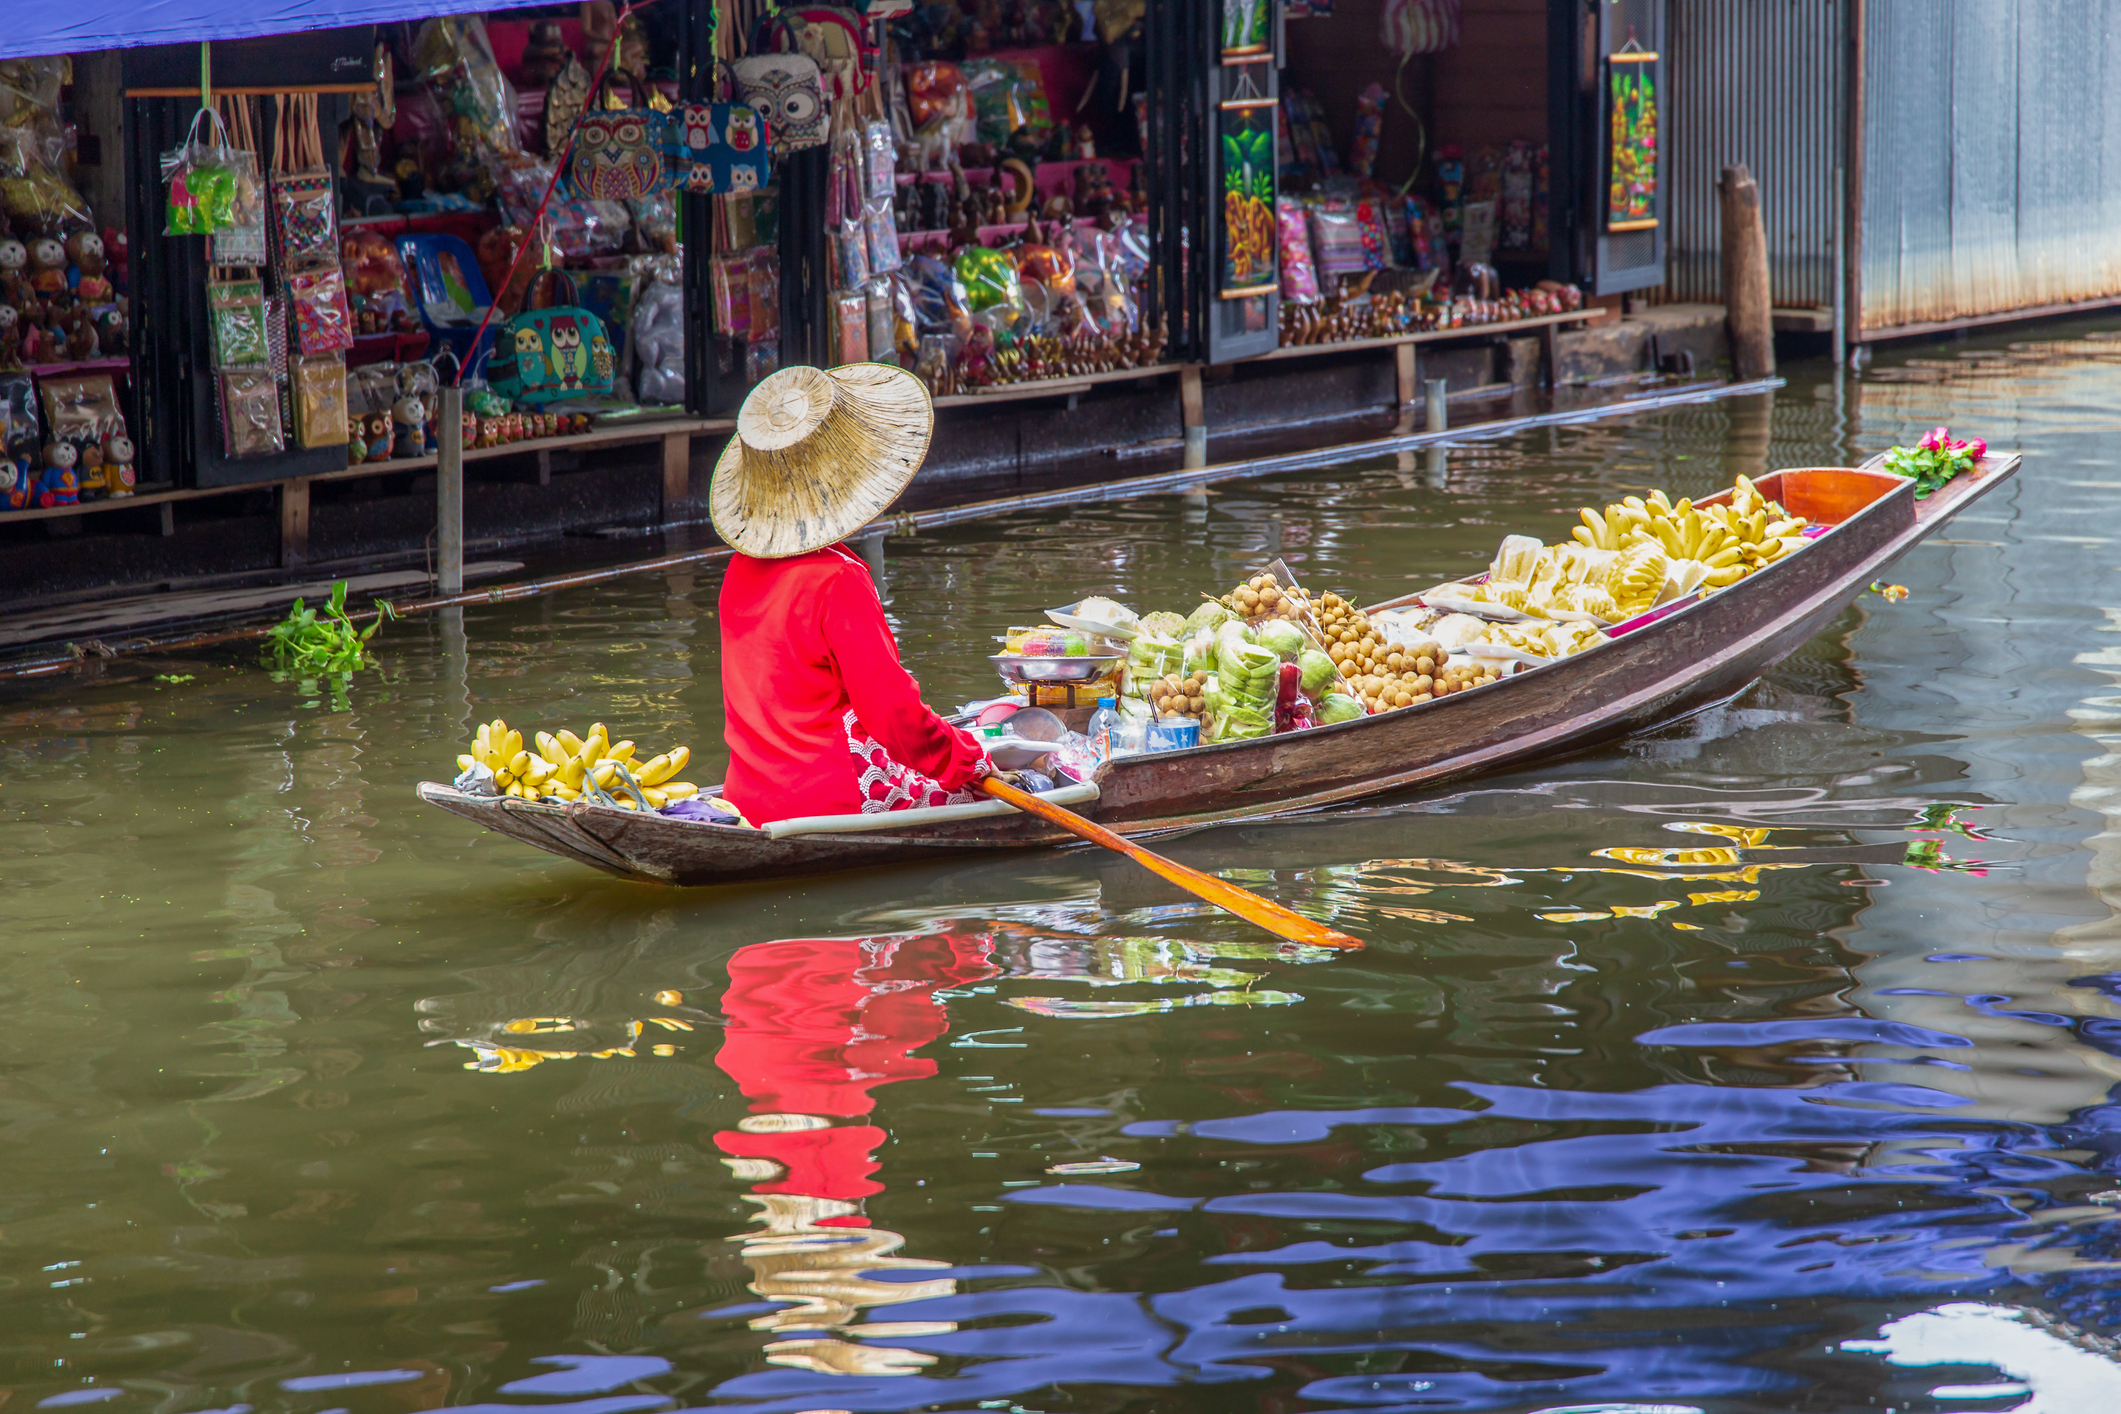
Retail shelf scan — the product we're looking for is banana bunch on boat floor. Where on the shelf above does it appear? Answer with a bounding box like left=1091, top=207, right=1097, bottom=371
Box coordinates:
left=1570, top=481, right=1809, bottom=589
left=458, top=717, right=698, bottom=809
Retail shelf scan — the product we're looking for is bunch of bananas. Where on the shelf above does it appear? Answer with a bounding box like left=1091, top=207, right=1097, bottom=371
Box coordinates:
left=457, top=717, right=698, bottom=809
left=1570, top=482, right=1809, bottom=590
left=1606, top=540, right=1669, bottom=615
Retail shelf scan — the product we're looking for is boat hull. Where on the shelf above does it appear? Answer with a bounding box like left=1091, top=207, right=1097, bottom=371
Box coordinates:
left=418, top=455, right=2019, bottom=886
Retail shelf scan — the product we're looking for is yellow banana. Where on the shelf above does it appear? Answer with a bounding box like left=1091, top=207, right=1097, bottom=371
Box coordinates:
left=643, top=786, right=669, bottom=807
left=1703, top=565, right=1746, bottom=587
left=578, top=736, right=606, bottom=767
left=634, top=754, right=673, bottom=786
left=1646, top=490, right=1671, bottom=515
left=523, top=757, right=552, bottom=785
left=590, top=722, right=608, bottom=742
left=1579, top=507, right=1610, bottom=548
left=555, top=729, right=585, bottom=756
left=1704, top=545, right=1743, bottom=569
left=457, top=754, right=476, bottom=772
left=663, top=746, right=690, bottom=778
left=1764, top=519, right=1799, bottom=539
left=556, top=757, right=586, bottom=788
left=590, top=760, right=622, bottom=788
left=503, top=730, right=523, bottom=761
left=536, top=731, right=563, bottom=762
left=495, top=768, right=516, bottom=789
left=606, top=741, right=637, bottom=764
left=662, top=783, right=698, bottom=801
left=509, top=750, right=531, bottom=777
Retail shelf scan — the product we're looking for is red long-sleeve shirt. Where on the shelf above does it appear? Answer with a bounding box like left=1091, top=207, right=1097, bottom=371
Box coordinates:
left=719, top=545, right=986, bottom=824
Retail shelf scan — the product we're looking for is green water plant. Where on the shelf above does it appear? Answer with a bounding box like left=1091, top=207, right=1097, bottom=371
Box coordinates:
left=264, top=582, right=390, bottom=706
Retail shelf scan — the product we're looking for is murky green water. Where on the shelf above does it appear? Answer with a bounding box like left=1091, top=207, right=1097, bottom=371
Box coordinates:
left=9, top=331, right=2121, bottom=1413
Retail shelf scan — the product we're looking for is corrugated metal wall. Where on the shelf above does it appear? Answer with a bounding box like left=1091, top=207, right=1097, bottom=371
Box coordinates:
left=1667, top=0, right=1838, bottom=308
left=1860, top=0, right=2121, bottom=332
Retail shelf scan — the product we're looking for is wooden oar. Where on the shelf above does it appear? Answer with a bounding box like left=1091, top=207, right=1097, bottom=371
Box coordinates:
left=980, top=776, right=1363, bottom=950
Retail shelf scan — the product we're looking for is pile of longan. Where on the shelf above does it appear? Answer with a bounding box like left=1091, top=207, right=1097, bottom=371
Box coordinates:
left=1149, top=672, right=1208, bottom=717
left=1224, top=573, right=1309, bottom=620
left=1317, top=594, right=1503, bottom=711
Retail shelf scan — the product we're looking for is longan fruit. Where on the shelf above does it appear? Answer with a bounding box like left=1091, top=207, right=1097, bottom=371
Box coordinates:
left=1188, top=696, right=1205, bottom=713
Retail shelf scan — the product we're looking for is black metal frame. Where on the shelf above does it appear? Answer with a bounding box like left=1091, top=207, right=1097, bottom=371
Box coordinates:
left=1145, top=0, right=1209, bottom=365
left=676, top=0, right=722, bottom=416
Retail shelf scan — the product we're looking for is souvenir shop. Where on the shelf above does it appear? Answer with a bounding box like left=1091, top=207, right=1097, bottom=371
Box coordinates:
left=0, top=0, right=1648, bottom=598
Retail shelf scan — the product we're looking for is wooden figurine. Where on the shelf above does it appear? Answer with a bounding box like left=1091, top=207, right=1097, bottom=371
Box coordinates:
left=66, top=232, right=111, bottom=304
left=26, top=237, right=66, bottom=296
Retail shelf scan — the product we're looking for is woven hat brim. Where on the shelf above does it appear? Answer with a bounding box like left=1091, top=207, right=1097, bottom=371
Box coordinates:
left=710, top=363, right=934, bottom=558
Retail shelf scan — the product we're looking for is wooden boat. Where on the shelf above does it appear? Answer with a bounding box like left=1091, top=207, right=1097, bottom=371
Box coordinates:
left=419, top=455, right=2022, bottom=885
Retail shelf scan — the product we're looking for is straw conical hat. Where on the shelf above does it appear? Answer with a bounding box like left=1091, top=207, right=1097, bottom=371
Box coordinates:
left=710, top=363, right=933, bottom=558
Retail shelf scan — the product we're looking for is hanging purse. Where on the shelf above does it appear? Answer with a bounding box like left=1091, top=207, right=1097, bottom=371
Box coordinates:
left=675, top=103, right=773, bottom=195
left=286, top=263, right=355, bottom=356
left=732, top=55, right=828, bottom=155
left=206, top=275, right=270, bottom=367
left=220, top=369, right=285, bottom=458
left=290, top=355, right=349, bottom=448
left=270, top=93, right=338, bottom=264
left=207, top=97, right=268, bottom=267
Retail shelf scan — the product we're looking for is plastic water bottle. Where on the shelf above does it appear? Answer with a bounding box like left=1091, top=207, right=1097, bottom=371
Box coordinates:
left=1088, top=692, right=1122, bottom=765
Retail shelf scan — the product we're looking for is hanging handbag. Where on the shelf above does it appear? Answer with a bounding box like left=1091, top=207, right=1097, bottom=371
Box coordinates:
left=675, top=102, right=773, bottom=195
left=756, top=6, right=871, bottom=101
left=566, top=107, right=672, bottom=201
left=270, top=93, right=339, bottom=264
left=732, top=55, right=828, bottom=155
left=489, top=276, right=616, bottom=408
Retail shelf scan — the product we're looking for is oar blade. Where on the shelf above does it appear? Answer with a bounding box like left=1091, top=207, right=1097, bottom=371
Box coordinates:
left=982, top=776, right=1363, bottom=951
left=1124, top=847, right=1363, bottom=949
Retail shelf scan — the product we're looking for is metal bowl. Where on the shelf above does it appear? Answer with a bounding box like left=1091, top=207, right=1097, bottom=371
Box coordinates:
left=989, top=652, right=1125, bottom=684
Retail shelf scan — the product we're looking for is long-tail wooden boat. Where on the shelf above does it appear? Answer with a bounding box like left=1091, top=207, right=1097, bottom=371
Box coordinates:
left=418, top=455, right=2022, bottom=885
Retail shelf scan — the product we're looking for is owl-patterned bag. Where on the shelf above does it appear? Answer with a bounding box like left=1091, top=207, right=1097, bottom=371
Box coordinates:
left=566, top=109, right=672, bottom=202
left=673, top=103, right=774, bottom=195
left=732, top=55, right=828, bottom=155
left=488, top=305, right=616, bottom=409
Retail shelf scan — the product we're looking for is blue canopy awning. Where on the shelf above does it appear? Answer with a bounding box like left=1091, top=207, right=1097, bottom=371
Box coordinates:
left=2, top=0, right=556, bottom=63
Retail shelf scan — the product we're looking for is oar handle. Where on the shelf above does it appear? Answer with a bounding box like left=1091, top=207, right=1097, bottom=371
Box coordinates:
left=980, top=775, right=1362, bottom=950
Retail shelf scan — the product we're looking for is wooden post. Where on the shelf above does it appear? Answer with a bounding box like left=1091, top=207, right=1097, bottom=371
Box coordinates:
left=660, top=431, right=690, bottom=523
left=278, top=478, right=309, bottom=568
left=1539, top=322, right=1561, bottom=389
left=1394, top=342, right=1417, bottom=409
left=436, top=385, right=464, bottom=594
left=1719, top=163, right=1775, bottom=380
left=1179, top=365, right=1206, bottom=468
left=1425, top=377, right=1448, bottom=433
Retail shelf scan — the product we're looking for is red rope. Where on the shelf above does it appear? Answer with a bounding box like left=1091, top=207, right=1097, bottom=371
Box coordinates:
left=451, top=0, right=655, bottom=387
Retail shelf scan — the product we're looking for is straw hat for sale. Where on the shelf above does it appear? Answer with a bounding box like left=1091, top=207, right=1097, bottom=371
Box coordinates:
left=710, top=363, right=934, bottom=558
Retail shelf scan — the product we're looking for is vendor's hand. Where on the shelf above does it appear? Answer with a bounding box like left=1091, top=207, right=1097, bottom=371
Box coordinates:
left=994, top=769, right=1028, bottom=787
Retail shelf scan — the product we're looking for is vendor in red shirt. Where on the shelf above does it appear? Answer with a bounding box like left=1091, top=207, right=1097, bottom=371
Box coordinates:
left=711, top=363, right=996, bottom=825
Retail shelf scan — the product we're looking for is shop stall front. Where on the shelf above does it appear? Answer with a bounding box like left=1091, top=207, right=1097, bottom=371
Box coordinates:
left=0, top=0, right=1659, bottom=609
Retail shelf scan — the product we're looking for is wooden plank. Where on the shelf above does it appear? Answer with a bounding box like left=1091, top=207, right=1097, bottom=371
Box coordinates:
left=1256, top=310, right=1594, bottom=361
left=279, top=479, right=310, bottom=569
left=1394, top=343, right=1417, bottom=408
left=125, top=84, right=376, bottom=96
left=660, top=431, right=690, bottom=521
left=930, top=363, right=1181, bottom=410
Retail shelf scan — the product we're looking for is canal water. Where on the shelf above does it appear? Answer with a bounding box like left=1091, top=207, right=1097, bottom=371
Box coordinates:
left=9, top=329, right=2121, bottom=1413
